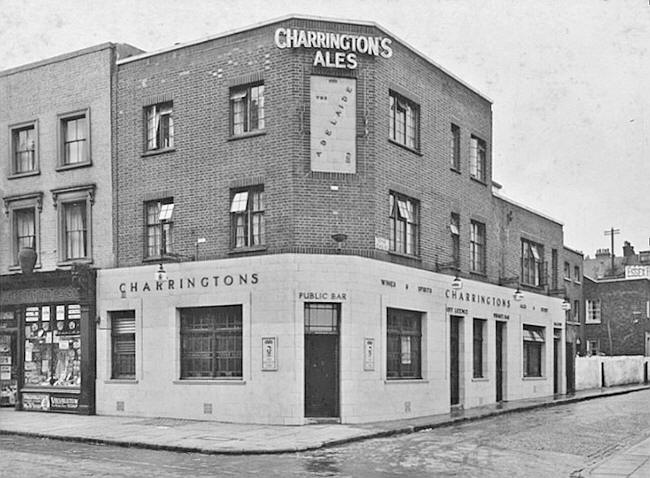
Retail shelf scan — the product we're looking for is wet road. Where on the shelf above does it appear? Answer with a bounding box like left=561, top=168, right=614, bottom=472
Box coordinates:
left=2, top=390, right=650, bottom=477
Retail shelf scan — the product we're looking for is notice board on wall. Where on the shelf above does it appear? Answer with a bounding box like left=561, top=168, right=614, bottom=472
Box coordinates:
left=310, top=76, right=357, bottom=174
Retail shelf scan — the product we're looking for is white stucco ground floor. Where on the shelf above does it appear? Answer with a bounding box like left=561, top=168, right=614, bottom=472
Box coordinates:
left=96, top=254, right=566, bottom=425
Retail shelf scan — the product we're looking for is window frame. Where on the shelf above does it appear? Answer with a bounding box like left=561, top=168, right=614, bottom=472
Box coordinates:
left=229, top=82, right=265, bottom=137
left=389, top=191, right=420, bottom=257
left=586, top=299, right=602, bottom=324
left=469, top=135, right=487, bottom=183
left=179, top=305, right=243, bottom=380
left=521, top=239, right=545, bottom=287
left=52, top=184, right=95, bottom=265
left=3, top=192, right=42, bottom=270
left=473, top=318, right=487, bottom=379
left=388, top=90, right=420, bottom=152
left=386, top=308, right=422, bottom=380
left=230, top=186, right=265, bottom=250
left=523, top=325, right=545, bottom=378
left=110, top=310, right=136, bottom=380
left=9, top=120, right=39, bottom=177
left=470, top=220, right=486, bottom=274
left=450, top=123, right=461, bottom=171
left=57, top=108, right=91, bottom=169
left=450, top=213, right=460, bottom=267
left=144, top=197, right=174, bottom=259
left=144, top=101, right=174, bottom=153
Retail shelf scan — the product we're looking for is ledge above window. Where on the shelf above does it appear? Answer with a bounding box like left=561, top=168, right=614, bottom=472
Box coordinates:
left=8, top=170, right=40, bottom=180
left=227, top=130, right=266, bottom=142
left=388, top=138, right=422, bottom=156
left=141, top=147, right=176, bottom=158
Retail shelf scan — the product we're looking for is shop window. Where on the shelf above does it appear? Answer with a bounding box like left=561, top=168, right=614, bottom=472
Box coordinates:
left=10, top=121, right=38, bottom=175
left=470, top=220, right=486, bottom=274
left=523, top=325, right=545, bottom=378
left=145, top=198, right=174, bottom=258
left=230, top=83, right=265, bottom=136
left=450, top=124, right=461, bottom=171
left=230, top=186, right=265, bottom=249
left=111, top=311, right=136, bottom=380
left=387, top=308, right=422, bottom=379
left=145, top=102, right=174, bottom=152
left=59, top=109, right=90, bottom=166
left=450, top=213, right=460, bottom=267
left=473, top=319, right=487, bottom=378
left=53, top=184, right=95, bottom=264
left=23, top=304, right=82, bottom=388
left=521, top=239, right=545, bottom=287
left=389, top=91, right=419, bottom=151
left=180, top=306, right=242, bottom=379
left=586, top=300, right=601, bottom=323
left=389, top=191, right=419, bottom=256
left=470, top=135, right=486, bottom=182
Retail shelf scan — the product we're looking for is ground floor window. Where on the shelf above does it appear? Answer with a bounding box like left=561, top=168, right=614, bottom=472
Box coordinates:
left=180, top=305, right=242, bottom=379
left=587, top=339, right=600, bottom=356
left=110, top=310, right=135, bottom=379
left=473, top=319, right=487, bottom=378
left=387, top=308, right=422, bottom=379
left=523, top=325, right=545, bottom=377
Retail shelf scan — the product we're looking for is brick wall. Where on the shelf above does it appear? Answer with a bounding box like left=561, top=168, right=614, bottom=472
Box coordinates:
left=583, top=277, right=650, bottom=355
left=0, top=45, right=116, bottom=272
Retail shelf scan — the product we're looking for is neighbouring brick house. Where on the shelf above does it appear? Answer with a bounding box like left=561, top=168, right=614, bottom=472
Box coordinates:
left=93, top=16, right=574, bottom=425
left=0, top=43, right=141, bottom=413
left=583, top=242, right=650, bottom=356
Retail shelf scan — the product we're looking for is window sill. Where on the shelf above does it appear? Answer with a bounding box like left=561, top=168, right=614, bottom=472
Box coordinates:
left=142, top=255, right=177, bottom=263
left=57, top=258, right=93, bottom=267
left=104, top=379, right=138, bottom=384
left=227, top=130, right=266, bottom=141
left=8, top=170, right=40, bottom=180
left=470, top=271, right=487, bottom=278
left=141, top=148, right=176, bottom=158
left=585, top=321, right=601, bottom=325
left=388, top=138, right=422, bottom=156
left=228, top=245, right=268, bottom=255
left=471, top=377, right=489, bottom=382
left=387, top=250, right=421, bottom=261
left=470, top=176, right=488, bottom=186
left=574, top=280, right=582, bottom=285
left=9, top=263, right=42, bottom=272
left=450, top=167, right=461, bottom=174
left=173, top=379, right=246, bottom=385
left=384, top=379, right=427, bottom=384
left=522, top=376, right=546, bottom=381
left=56, top=161, right=92, bottom=172
left=563, top=277, right=572, bottom=282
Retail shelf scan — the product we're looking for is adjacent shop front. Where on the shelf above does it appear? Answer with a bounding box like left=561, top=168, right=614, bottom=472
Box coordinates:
left=0, top=265, right=96, bottom=414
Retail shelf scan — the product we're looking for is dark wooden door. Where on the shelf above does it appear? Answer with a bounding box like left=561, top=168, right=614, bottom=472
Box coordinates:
left=554, top=337, right=561, bottom=394
left=495, top=321, right=504, bottom=402
left=304, top=335, right=338, bottom=417
left=565, top=342, right=575, bottom=394
left=450, top=317, right=460, bottom=406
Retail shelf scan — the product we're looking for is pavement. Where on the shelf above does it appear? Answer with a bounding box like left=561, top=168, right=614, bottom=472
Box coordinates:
left=0, top=384, right=648, bottom=459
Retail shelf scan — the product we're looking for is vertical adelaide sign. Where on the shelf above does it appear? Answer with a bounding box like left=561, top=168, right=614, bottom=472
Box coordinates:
left=310, top=76, right=356, bottom=173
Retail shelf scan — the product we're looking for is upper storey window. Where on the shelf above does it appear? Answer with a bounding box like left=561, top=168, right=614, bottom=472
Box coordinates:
left=389, top=192, right=419, bottom=256
left=60, top=111, right=89, bottom=166
left=521, top=239, right=545, bottom=287
left=230, top=83, right=265, bottom=136
left=450, top=124, right=461, bottom=171
left=11, top=122, right=37, bottom=175
left=470, top=135, right=487, bottom=183
left=145, top=102, right=174, bottom=152
left=389, top=91, right=419, bottom=152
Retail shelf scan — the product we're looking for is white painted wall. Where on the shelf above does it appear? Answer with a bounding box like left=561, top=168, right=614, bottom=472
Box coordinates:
left=96, top=254, right=565, bottom=425
left=576, top=355, right=648, bottom=390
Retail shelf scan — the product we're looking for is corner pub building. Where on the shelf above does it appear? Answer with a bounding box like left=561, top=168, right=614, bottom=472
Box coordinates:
left=92, top=16, right=569, bottom=425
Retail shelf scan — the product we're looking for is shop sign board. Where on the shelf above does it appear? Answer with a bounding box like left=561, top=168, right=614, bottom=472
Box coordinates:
left=626, top=265, right=650, bottom=279
left=22, top=393, right=50, bottom=411
left=50, top=394, right=79, bottom=411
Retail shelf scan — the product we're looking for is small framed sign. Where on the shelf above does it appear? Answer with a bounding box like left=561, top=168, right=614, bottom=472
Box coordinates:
left=262, top=337, right=277, bottom=371
left=364, top=338, right=375, bottom=371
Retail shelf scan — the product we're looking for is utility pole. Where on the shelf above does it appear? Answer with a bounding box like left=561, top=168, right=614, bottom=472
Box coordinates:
left=604, top=227, right=620, bottom=277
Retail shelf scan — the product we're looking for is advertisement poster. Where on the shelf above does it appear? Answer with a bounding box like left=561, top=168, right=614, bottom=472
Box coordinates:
left=310, top=76, right=356, bottom=173
left=22, top=393, right=50, bottom=411
left=50, top=395, right=79, bottom=411
left=364, top=338, right=375, bottom=371
left=262, top=337, right=277, bottom=371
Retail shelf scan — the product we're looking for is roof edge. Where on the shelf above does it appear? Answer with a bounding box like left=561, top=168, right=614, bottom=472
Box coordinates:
left=493, top=192, right=564, bottom=226
left=116, top=14, right=492, bottom=103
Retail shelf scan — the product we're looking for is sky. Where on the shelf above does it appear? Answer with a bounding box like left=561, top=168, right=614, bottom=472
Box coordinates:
left=1, top=0, right=648, bottom=258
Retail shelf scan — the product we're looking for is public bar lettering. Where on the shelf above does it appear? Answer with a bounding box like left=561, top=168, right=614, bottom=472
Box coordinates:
left=274, top=28, right=393, bottom=70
